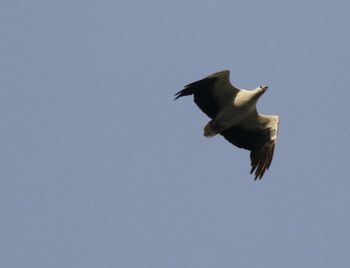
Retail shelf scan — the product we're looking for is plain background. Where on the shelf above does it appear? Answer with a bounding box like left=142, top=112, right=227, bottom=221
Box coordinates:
left=1, top=0, right=350, bottom=267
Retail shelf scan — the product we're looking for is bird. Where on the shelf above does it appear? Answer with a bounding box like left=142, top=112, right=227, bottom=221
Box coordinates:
left=175, top=70, right=279, bottom=180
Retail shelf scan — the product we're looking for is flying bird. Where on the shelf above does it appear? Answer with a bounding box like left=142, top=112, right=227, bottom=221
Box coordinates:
left=175, top=70, right=279, bottom=180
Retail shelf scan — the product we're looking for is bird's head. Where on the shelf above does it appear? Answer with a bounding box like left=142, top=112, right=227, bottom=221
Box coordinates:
left=257, top=85, right=268, bottom=92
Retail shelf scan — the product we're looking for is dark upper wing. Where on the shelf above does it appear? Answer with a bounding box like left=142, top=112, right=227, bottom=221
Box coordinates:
left=175, top=70, right=238, bottom=119
left=221, top=115, right=279, bottom=180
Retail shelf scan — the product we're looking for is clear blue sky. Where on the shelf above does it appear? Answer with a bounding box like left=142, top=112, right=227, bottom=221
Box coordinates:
left=1, top=0, right=350, bottom=267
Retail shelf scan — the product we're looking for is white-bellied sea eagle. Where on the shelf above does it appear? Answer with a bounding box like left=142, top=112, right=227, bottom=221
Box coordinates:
left=175, top=70, right=279, bottom=180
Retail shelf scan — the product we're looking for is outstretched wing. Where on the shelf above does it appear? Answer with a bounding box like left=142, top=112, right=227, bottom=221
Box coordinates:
left=174, top=70, right=239, bottom=119
left=221, top=115, right=279, bottom=180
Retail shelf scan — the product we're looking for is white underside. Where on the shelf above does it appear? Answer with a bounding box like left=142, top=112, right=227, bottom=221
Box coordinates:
left=203, top=85, right=279, bottom=139
left=204, top=90, right=262, bottom=136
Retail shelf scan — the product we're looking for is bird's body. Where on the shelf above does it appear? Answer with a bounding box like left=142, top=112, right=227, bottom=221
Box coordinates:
left=175, top=70, right=279, bottom=180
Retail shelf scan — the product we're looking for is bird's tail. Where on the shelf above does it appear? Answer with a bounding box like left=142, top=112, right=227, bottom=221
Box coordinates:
left=204, top=121, right=218, bottom=137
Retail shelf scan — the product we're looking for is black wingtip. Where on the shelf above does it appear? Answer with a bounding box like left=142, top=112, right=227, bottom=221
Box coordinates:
left=174, top=92, right=182, bottom=100
left=174, top=87, right=194, bottom=101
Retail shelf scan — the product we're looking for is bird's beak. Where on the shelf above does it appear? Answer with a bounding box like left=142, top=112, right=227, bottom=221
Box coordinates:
left=261, top=86, right=268, bottom=91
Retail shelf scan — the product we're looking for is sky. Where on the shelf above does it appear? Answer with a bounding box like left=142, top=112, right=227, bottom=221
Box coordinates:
left=1, top=0, right=350, bottom=267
